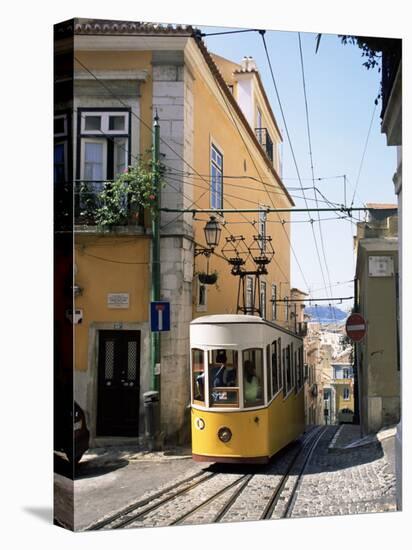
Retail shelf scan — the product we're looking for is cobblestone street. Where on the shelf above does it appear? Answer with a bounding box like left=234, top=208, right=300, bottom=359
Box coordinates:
left=290, top=426, right=397, bottom=518
left=54, top=424, right=398, bottom=530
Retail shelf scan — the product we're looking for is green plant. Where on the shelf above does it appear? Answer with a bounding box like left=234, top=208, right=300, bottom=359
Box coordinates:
left=78, top=181, right=100, bottom=222
left=339, top=35, right=401, bottom=71
left=94, top=158, right=165, bottom=227
left=198, top=271, right=219, bottom=285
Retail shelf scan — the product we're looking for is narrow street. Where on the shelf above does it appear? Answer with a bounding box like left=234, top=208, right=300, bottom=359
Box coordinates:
left=54, top=425, right=396, bottom=531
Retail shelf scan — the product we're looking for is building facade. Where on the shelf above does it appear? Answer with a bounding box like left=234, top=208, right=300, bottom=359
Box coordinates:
left=331, top=358, right=354, bottom=424
left=54, top=19, right=295, bottom=448
left=380, top=41, right=402, bottom=510
left=354, top=205, right=399, bottom=435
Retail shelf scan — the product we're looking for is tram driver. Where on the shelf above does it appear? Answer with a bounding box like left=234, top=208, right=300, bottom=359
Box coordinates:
left=212, top=350, right=236, bottom=387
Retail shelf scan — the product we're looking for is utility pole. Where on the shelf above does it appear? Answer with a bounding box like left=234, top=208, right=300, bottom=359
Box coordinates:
left=151, top=112, right=161, bottom=392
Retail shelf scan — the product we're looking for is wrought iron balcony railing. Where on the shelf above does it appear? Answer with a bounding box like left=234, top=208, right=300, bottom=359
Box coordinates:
left=73, top=180, right=142, bottom=227
left=255, top=127, right=273, bottom=163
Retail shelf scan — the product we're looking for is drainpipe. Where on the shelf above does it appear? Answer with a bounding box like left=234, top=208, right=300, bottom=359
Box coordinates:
left=145, top=113, right=161, bottom=452
left=353, top=277, right=360, bottom=425
left=151, top=112, right=161, bottom=392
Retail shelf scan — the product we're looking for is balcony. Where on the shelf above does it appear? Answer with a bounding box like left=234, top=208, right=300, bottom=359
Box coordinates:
left=255, top=128, right=273, bottom=163
left=74, top=180, right=143, bottom=229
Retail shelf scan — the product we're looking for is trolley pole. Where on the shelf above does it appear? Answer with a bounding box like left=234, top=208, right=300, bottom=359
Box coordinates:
left=151, top=113, right=161, bottom=392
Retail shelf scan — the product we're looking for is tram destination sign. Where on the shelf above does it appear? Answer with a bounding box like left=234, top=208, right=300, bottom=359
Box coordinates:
left=345, top=313, right=366, bottom=342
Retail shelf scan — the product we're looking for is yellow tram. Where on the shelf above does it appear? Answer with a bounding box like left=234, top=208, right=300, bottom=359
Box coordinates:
left=190, top=315, right=305, bottom=463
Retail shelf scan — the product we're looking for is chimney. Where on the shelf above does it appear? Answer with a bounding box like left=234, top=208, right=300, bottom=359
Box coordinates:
left=241, top=56, right=257, bottom=72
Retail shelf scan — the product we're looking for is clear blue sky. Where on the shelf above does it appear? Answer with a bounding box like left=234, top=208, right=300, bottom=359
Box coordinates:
left=200, top=25, right=397, bottom=309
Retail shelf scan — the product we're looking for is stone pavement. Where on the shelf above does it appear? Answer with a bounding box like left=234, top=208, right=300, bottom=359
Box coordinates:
left=54, top=424, right=399, bottom=530
left=329, top=424, right=397, bottom=451
left=290, top=425, right=398, bottom=518
left=72, top=445, right=211, bottom=530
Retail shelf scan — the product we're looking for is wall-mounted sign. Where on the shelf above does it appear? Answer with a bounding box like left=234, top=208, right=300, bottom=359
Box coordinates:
left=150, top=301, right=170, bottom=332
left=107, top=293, right=130, bottom=309
left=346, top=313, right=366, bottom=342
left=368, top=256, right=394, bottom=277
left=65, top=309, right=83, bottom=324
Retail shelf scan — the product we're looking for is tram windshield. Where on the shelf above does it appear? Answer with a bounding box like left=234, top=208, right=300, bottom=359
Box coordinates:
left=208, top=349, right=239, bottom=407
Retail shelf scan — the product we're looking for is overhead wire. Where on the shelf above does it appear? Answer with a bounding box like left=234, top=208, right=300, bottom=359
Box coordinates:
left=200, top=37, right=312, bottom=294
left=200, top=28, right=261, bottom=37
left=259, top=31, right=328, bottom=301
left=297, top=32, right=338, bottom=330
left=350, top=102, right=377, bottom=208
left=165, top=172, right=352, bottom=209
left=164, top=164, right=361, bottom=226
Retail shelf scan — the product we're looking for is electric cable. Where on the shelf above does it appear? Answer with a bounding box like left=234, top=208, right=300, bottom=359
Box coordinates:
left=260, top=31, right=329, bottom=300
left=298, top=32, right=338, bottom=330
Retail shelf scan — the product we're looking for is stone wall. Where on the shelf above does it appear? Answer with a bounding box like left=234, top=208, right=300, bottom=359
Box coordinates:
left=152, top=52, right=194, bottom=443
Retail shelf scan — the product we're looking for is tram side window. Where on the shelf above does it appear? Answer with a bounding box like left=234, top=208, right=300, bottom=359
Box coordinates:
left=209, top=349, right=239, bottom=407
left=278, top=338, right=282, bottom=391
left=292, top=348, right=299, bottom=393
left=271, top=340, right=280, bottom=396
left=282, top=347, right=287, bottom=397
left=266, top=344, right=272, bottom=401
left=296, top=347, right=300, bottom=390
left=296, top=347, right=302, bottom=391
left=286, top=345, right=292, bottom=394
left=299, top=346, right=304, bottom=390
left=192, top=348, right=205, bottom=405
left=243, top=348, right=264, bottom=407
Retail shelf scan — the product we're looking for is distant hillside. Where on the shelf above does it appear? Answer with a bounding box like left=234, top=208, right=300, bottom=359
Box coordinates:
left=305, top=306, right=347, bottom=324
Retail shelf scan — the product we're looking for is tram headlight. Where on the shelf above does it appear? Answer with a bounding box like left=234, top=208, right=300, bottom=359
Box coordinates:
left=195, top=417, right=205, bottom=430
left=217, top=426, right=232, bottom=443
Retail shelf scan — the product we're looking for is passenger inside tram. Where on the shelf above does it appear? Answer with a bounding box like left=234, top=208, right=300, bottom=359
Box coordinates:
left=243, top=359, right=262, bottom=403
left=209, top=349, right=239, bottom=405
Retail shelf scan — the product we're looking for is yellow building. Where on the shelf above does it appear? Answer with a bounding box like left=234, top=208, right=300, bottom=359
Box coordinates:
left=331, top=356, right=355, bottom=424
left=55, top=19, right=294, bottom=447
left=354, top=204, right=399, bottom=435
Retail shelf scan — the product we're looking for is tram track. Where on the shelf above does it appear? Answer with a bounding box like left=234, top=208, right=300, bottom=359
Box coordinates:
left=172, top=474, right=253, bottom=526
left=85, top=470, right=217, bottom=530
left=261, top=426, right=326, bottom=520
left=86, top=427, right=328, bottom=530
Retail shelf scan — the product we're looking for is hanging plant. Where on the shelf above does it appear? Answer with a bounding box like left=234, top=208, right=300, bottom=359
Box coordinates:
left=198, top=271, right=218, bottom=285
left=94, top=158, right=165, bottom=227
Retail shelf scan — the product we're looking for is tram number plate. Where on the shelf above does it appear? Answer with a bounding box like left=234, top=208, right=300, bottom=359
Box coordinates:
left=212, top=391, right=228, bottom=401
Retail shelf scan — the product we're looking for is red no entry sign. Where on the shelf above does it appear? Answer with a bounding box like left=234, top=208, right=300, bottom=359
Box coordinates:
left=346, top=313, right=366, bottom=342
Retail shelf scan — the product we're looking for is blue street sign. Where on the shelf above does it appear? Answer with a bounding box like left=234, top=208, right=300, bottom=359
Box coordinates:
left=150, top=301, right=171, bottom=332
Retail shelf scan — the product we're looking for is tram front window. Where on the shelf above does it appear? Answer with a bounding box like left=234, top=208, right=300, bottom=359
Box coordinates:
left=208, top=349, right=239, bottom=406
left=243, top=348, right=264, bottom=407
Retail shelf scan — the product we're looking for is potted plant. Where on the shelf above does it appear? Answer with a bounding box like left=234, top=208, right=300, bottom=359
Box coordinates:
left=94, top=157, right=164, bottom=228
left=198, top=271, right=218, bottom=285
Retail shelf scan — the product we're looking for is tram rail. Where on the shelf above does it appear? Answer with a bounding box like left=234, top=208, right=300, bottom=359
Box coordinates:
left=261, top=426, right=326, bottom=520
left=86, top=426, right=327, bottom=530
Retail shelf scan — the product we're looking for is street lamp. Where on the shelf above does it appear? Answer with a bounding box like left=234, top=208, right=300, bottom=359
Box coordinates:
left=195, top=216, right=222, bottom=256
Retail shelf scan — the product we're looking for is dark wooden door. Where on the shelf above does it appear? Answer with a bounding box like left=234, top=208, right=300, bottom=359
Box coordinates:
left=97, top=330, right=140, bottom=436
